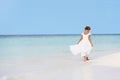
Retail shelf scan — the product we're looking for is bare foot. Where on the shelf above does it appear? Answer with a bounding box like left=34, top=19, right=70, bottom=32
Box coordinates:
left=86, top=57, right=90, bottom=61
left=84, top=56, right=88, bottom=62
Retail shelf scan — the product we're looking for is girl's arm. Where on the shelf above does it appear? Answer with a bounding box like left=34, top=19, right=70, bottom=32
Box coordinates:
left=77, top=35, right=83, bottom=44
left=88, top=35, right=93, bottom=47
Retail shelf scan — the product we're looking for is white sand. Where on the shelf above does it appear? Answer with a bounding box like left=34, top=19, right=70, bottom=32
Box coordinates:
left=0, top=53, right=120, bottom=80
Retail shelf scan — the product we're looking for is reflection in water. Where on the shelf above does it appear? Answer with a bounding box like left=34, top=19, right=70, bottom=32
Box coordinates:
left=72, top=63, right=94, bottom=80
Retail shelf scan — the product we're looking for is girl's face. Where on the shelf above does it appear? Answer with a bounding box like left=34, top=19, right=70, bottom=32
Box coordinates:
left=85, top=30, right=90, bottom=33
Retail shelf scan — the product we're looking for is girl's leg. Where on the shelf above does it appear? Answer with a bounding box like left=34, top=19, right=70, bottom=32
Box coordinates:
left=83, top=55, right=89, bottom=62
left=86, top=55, right=89, bottom=60
left=83, top=56, right=87, bottom=62
left=81, top=53, right=86, bottom=62
left=86, top=51, right=91, bottom=60
left=81, top=53, right=89, bottom=62
left=86, top=56, right=89, bottom=60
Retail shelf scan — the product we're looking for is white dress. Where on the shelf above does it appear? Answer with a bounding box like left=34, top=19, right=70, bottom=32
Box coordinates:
left=70, top=33, right=92, bottom=56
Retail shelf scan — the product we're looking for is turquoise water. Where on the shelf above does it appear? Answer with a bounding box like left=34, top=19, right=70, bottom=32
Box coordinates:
left=0, top=35, right=120, bottom=58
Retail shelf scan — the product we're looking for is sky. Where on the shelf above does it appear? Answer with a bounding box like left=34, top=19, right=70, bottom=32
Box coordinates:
left=0, top=0, right=120, bottom=35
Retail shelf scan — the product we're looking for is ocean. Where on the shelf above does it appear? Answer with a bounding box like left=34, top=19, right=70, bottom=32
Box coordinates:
left=0, top=34, right=120, bottom=58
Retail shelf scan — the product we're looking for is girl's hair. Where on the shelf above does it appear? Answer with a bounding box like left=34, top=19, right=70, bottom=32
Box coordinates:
left=85, top=26, right=91, bottom=30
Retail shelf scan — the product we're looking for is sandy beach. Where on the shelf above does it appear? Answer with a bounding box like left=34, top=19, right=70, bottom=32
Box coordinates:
left=0, top=52, right=120, bottom=80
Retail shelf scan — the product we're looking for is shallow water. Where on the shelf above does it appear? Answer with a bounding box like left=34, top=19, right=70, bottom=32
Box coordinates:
left=0, top=34, right=120, bottom=58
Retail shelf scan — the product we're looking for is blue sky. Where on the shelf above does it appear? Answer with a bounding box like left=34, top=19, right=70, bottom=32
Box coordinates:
left=0, top=0, right=120, bottom=35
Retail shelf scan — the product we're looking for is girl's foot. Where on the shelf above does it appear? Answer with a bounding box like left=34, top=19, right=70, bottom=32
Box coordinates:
left=86, top=57, right=90, bottom=61
left=83, top=56, right=90, bottom=62
left=84, top=56, right=88, bottom=62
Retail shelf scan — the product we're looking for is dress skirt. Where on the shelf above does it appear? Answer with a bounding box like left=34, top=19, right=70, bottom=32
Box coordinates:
left=70, top=41, right=92, bottom=56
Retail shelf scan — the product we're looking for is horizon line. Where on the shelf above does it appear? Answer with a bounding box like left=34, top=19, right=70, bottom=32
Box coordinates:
left=0, top=33, right=120, bottom=36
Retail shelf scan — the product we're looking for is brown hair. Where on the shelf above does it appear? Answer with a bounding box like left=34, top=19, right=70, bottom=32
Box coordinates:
left=85, top=26, right=91, bottom=30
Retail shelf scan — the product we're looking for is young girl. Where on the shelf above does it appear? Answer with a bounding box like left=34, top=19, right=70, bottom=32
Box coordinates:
left=70, top=26, right=93, bottom=62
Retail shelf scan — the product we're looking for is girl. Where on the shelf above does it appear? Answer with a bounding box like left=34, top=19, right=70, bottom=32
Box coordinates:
left=70, top=26, right=93, bottom=62
left=77, top=26, right=93, bottom=62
